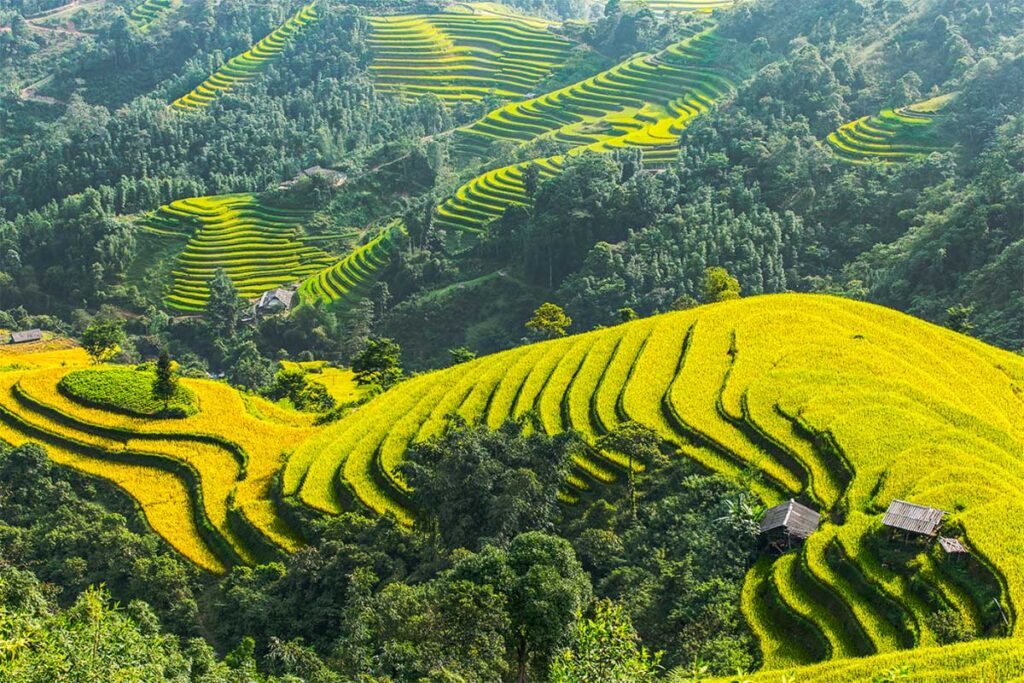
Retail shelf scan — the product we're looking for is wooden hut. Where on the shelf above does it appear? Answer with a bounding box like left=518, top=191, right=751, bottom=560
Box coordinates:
left=759, top=499, right=820, bottom=552
left=882, top=500, right=945, bottom=541
left=9, top=329, right=42, bottom=344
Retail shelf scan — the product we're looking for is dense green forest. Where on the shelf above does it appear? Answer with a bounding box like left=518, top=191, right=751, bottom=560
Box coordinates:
left=1, top=0, right=1023, bottom=680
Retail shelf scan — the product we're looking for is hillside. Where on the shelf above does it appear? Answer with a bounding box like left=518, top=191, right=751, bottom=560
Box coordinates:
left=2, top=0, right=1024, bottom=679
left=4, top=294, right=1023, bottom=675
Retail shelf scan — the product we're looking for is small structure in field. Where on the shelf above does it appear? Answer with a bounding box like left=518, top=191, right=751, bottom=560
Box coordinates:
left=9, top=329, right=43, bottom=344
left=280, top=166, right=347, bottom=189
left=759, top=499, right=820, bottom=552
left=254, top=288, right=297, bottom=317
left=938, top=536, right=970, bottom=557
left=882, top=500, right=946, bottom=540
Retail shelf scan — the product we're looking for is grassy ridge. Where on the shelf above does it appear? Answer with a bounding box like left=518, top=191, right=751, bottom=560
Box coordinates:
left=139, top=194, right=334, bottom=312
left=827, top=95, right=953, bottom=164
left=435, top=29, right=737, bottom=232
left=290, top=294, right=1024, bottom=665
left=171, top=3, right=319, bottom=111
left=367, top=11, right=573, bottom=102
left=59, top=367, right=197, bottom=418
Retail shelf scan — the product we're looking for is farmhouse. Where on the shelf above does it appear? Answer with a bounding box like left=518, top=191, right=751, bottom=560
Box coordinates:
left=9, top=329, right=43, bottom=344
left=882, top=500, right=946, bottom=539
left=253, top=288, right=297, bottom=316
left=759, top=499, right=820, bottom=552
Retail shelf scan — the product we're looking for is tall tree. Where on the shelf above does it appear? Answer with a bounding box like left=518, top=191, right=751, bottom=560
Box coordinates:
left=700, top=267, right=742, bottom=304
left=151, top=349, right=178, bottom=409
left=81, top=319, right=125, bottom=364
left=352, top=338, right=403, bottom=390
left=597, top=421, right=664, bottom=521
left=451, top=533, right=593, bottom=683
left=401, top=419, right=576, bottom=551
left=526, top=302, right=573, bottom=339
left=206, top=269, right=245, bottom=343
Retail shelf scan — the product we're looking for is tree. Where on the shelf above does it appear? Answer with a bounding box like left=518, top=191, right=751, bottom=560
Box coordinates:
left=549, top=600, right=662, bottom=683
left=81, top=319, right=125, bottom=364
left=618, top=307, right=638, bottom=323
left=361, top=578, right=511, bottom=681
left=227, top=341, right=272, bottom=391
left=151, top=350, right=178, bottom=409
left=352, top=338, right=403, bottom=389
left=206, top=269, right=245, bottom=343
left=526, top=303, right=572, bottom=339
left=597, top=421, right=664, bottom=521
left=266, top=367, right=334, bottom=412
left=400, top=419, right=576, bottom=551
left=945, top=304, right=975, bottom=334
left=448, top=346, right=477, bottom=365
left=699, top=267, right=741, bottom=304
left=451, top=532, right=592, bottom=683
left=522, top=164, right=541, bottom=197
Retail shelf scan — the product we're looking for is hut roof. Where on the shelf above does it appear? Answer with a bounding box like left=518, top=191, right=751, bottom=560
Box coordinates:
left=256, top=288, right=296, bottom=311
left=882, top=500, right=946, bottom=536
left=759, top=499, right=820, bottom=540
left=938, top=537, right=969, bottom=554
left=10, top=329, right=43, bottom=344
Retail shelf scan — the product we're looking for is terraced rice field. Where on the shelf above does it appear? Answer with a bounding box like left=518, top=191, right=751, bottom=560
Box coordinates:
left=129, top=0, right=174, bottom=28
left=366, top=12, right=573, bottom=102
left=712, top=638, right=1024, bottom=682
left=436, top=29, right=737, bottom=231
left=298, top=223, right=398, bottom=307
left=827, top=95, right=952, bottom=164
left=0, top=350, right=317, bottom=572
left=634, top=0, right=734, bottom=12
left=140, top=194, right=334, bottom=312
left=171, top=3, right=318, bottom=111
left=285, top=294, right=1024, bottom=666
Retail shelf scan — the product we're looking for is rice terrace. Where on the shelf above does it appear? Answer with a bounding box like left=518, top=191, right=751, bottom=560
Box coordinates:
left=1, top=0, right=1022, bottom=680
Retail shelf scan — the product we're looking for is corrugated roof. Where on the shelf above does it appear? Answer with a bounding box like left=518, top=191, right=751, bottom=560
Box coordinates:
left=10, top=329, right=43, bottom=343
left=938, top=537, right=969, bottom=554
left=882, top=500, right=945, bottom=536
left=257, top=288, right=296, bottom=309
left=759, top=499, right=820, bottom=539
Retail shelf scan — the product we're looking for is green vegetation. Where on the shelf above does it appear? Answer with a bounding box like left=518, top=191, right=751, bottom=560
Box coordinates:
left=827, top=95, right=953, bottom=164
left=367, top=11, right=573, bottom=102
left=141, top=194, right=334, bottom=311
left=59, top=366, right=198, bottom=418
left=436, top=29, right=737, bottom=232
left=171, top=2, right=320, bottom=111
left=298, top=224, right=398, bottom=307
left=129, top=0, right=174, bottom=29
